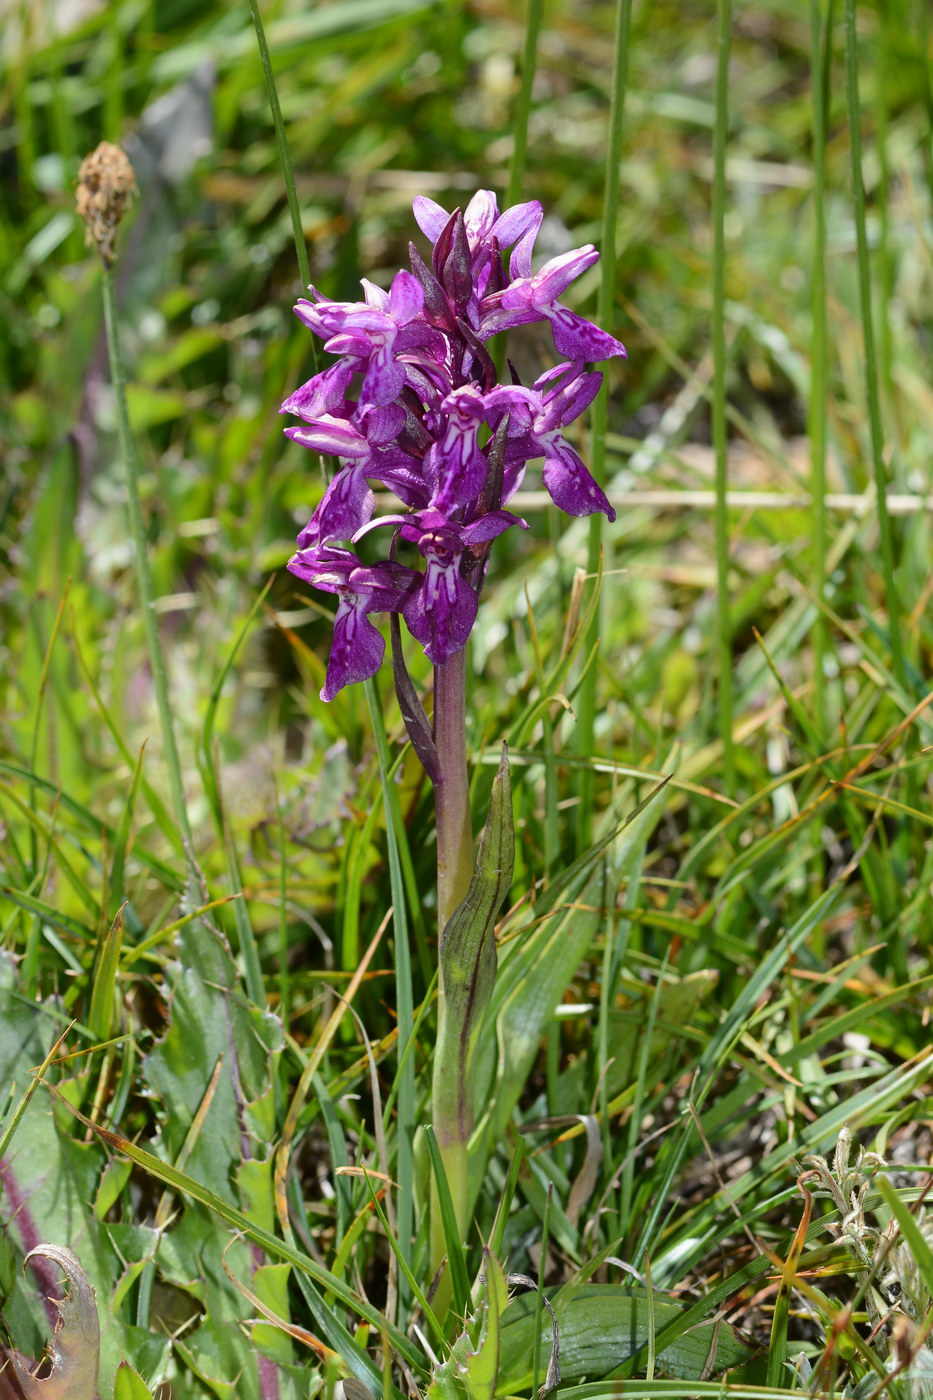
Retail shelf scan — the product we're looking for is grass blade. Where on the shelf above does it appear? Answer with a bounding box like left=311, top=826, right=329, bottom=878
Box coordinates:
left=712, top=0, right=735, bottom=794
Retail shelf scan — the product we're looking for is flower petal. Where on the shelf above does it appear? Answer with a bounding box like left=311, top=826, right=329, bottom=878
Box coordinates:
left=521, top=245, right=600, bottom=302
left=280, top=361, right=356, bottom=420
left=284, top=417, right=369, bottom=458
left=463, top=189, right=499, bottom=242
left=321, top=600, right=386, bottom=701
left=404, top=560, right=478, bottom=664
left=412, top=195, right=450, bottom=243
left=541, top=442, right=616, bottom=521
left=459, top=509, right=527, bottom=545
left=548, top=307, right=627, bottom=362
left=537, top=365, right=603, bottom=429
left=297, top=465, right=374, bottom=547
left=491, top=200, right=543, bottom=278
left=388, top=269, right=425, bottom=325
left=286, top=545, right=358, bottom=592
left=357, top=402, right=407, bottom=445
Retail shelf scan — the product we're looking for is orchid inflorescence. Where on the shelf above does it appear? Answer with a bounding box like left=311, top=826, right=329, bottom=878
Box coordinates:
left=284, top=190, right=626, bottom=702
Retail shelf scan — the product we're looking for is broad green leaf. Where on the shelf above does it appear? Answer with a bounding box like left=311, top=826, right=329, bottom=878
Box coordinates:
left=433, top=744, right=513, bottom=1147
left=142, top=927, right=282, bottom=1197
left=249, top=1262, right=294, bottom=1364
left=93, top=1159, right=132, bottom=1221
left=478, top=780, right=670, bottom=1142
left=104, top=1225, right=159, bottom=1311
left=0, top=951, right=98, bottom=1250
left=496, top=1284, right=751, bottom=1391
left=556, top=969, right=718, bottom=1109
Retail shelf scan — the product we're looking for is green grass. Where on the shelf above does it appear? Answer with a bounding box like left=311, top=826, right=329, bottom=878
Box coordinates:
left=3, top=0, right=933, bottom=1397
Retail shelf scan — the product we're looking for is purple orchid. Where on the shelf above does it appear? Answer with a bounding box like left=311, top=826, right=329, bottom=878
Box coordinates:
left=412, top=190, right=544, bottom=297
left=479, top=247, right=628, bottom=361
left=401, top=507, right=527, bottom=664
left=287, top=547, right=419, bottom=701
left=284, top=190, right=625, bottom=701
left=487, top=362, right=616, bottom=521
left=294, top=270, right=434, bottom=408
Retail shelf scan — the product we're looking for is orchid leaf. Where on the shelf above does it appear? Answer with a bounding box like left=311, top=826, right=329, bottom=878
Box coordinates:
left=478, top=778, right=670, bottom=1141
left=495, top=1284, right=751, bottom=1390
left=433, top=745, right=513, bottom=1149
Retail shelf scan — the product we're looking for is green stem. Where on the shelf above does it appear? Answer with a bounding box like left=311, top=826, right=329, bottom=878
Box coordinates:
left=577, top=0, right=632, bottom=853
left=809, top=0, right=828, bottom=738
left=844, top=0, right=904, bottom=688
left=364, top=677, right=415, bottom=1316
left=712, top=0, right=735, bottom=795
left=433, top=651, right=473, bottom=931
left=429, top=647, right=474, bottom=1305
left=505, top=0, right=545, bottom=209
left=101, top=268, right=200, bottom=897
left=247, top=0, right=312, bottom=300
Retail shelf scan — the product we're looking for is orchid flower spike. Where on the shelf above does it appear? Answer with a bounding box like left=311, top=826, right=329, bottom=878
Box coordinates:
left=283, top=191, right=625, bottom=701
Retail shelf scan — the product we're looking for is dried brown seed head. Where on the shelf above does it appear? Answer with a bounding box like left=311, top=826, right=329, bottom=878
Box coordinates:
left=75, top=142, right=138, bottom=268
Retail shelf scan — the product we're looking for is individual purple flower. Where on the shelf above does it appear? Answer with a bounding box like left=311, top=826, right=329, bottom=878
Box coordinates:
left=286, top=547, right=419, bottom=701
left=424, top=385, right=489, bottom=512
left=487, top=363, right=615, bottom=521
left=480, top=247, right=627, bottom=362
left=394, top=508, right=527, bottom=664
left=295, top=270, right=428, bottom=408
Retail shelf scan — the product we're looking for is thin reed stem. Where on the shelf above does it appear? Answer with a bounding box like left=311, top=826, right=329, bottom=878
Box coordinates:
left=809, top=0, right=829, bottom=736
left=364, top=677, right=415, bottom=1313
left=247, top=0, right=312, bottom=303
left=505, top=0, right=545, bottom=209
left=844, top=0, right=905, bottom=687
left=578, top=0, right=632, bottom=853
left=712, top=0, right=735, bottom=795
left=101, top=268, right=200, bottom=893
